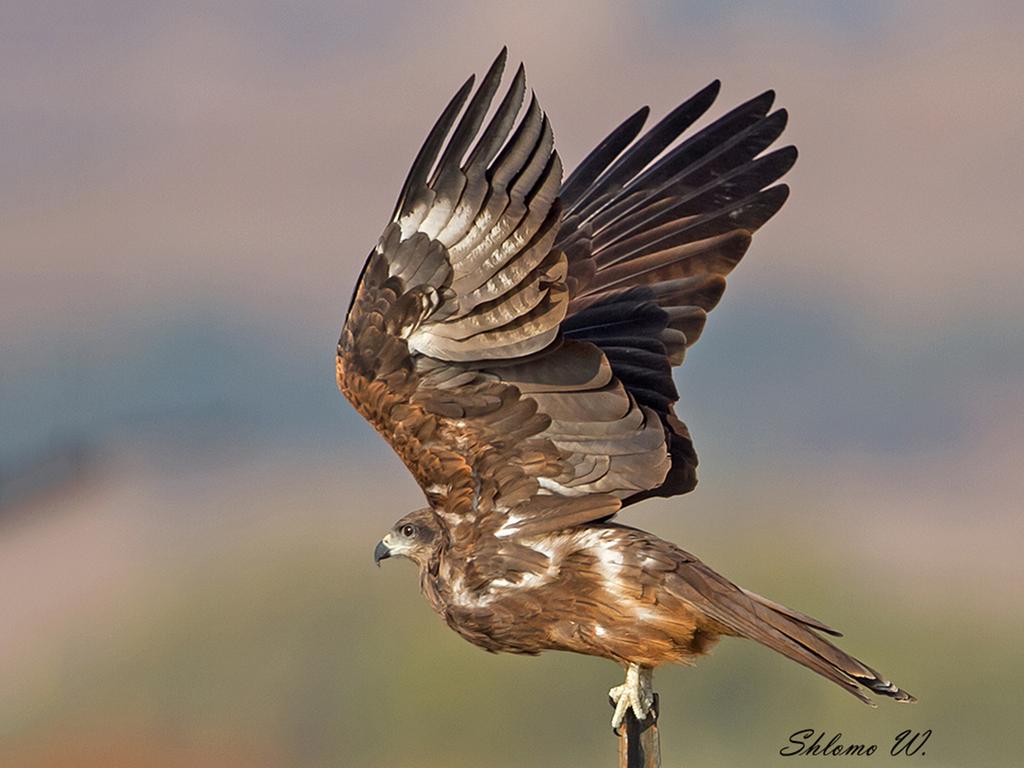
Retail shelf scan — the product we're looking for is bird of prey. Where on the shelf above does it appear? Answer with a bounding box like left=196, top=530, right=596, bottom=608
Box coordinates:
left=337, top=49, right=914, bottom=730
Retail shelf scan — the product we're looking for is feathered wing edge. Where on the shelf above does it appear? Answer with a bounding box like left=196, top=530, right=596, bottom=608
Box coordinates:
left=557, top=80, right=797, bottom=503
left=342, top=50, right=680, bottom=539
left=343, top=52, right=798, bottom=530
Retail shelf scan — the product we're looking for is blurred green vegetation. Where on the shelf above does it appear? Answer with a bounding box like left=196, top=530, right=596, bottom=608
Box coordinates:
left=2, top=514, right=1018, bottom=768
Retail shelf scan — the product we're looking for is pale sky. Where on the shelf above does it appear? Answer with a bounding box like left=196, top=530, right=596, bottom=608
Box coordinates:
left=2, top=1, right=1022, bottom=501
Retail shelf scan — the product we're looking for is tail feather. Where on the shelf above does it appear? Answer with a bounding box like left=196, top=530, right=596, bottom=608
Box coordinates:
left=746, top=590, right=917, bottom=705
left=667, top=561, right=916, bottom=705
left=740, top=587, right=842, bottom=636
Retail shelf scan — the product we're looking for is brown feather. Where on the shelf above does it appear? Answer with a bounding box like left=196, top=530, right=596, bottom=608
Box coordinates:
left=336, top=55, right=911, bottom=708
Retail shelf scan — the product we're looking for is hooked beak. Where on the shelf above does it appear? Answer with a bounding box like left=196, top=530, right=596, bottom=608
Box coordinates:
left=373, top=538, right=392, bottom=566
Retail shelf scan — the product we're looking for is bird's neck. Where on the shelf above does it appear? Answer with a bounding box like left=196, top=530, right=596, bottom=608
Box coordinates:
left=417, top=547, right=447, bottom=615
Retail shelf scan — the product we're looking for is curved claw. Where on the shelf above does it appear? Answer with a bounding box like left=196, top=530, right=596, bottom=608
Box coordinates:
left=608, top=663, right=655, bottom=731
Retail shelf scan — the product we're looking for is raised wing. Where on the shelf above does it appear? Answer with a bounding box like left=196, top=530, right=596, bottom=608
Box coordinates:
left=339, top=51, right=665, bottom=572
left=557, top=81, right=796, bottom=502
left=337, top=51, right=793, bottom=580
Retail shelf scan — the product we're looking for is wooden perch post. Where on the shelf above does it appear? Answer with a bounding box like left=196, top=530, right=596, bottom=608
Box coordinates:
left=614, top=693, right=661, bottom=768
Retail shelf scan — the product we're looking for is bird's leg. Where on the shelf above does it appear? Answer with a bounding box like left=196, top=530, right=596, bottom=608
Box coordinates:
left=608, top=663, right=655, bottom=731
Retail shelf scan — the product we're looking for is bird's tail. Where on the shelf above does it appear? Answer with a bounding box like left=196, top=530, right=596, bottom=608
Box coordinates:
left=667, top=557, right=916, bottom=705
left=734, top=586, right=916, bottom=705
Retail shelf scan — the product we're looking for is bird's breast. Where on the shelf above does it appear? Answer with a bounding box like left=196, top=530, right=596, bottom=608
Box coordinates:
left=416, top=527, right=716, bottom=665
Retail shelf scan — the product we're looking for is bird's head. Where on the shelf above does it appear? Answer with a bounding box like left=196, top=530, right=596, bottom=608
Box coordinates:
left=374, top=507, right=440, bottom=569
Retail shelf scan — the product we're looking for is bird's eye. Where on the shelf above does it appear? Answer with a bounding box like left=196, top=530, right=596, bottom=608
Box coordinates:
left=401, top=524, right=416, bottom=538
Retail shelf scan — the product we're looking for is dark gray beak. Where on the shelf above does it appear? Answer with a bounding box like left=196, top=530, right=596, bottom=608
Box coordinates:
left=373, top=539, right=391, bottom=566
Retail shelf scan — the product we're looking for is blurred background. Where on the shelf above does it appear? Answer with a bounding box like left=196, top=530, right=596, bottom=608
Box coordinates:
left=2, top=2, right=1022, bottom=766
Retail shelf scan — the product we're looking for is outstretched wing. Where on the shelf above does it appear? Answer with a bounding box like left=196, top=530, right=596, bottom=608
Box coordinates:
left=338, top=51, right=664, bottom=575
left=337, top=51, right=793, bottom=583
left=557, top=80, right=795, bottom=502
